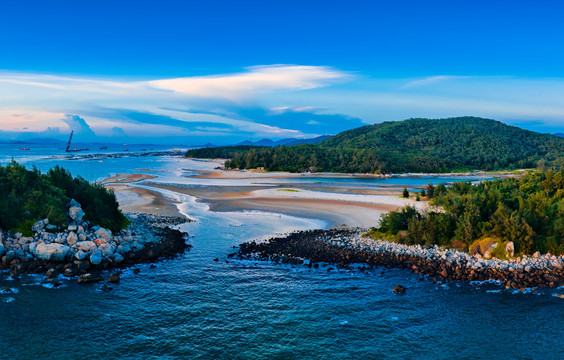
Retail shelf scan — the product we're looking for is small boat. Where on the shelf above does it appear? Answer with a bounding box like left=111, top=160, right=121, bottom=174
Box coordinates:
left=99, top=146, right=108, bottom=150
left=123, top=149, right=129, bottom=151
left=19, top=147, right=30, bottom=150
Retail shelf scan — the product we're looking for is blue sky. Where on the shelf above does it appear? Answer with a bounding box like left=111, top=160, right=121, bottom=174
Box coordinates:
left=1, top=1, right=564, bottom=144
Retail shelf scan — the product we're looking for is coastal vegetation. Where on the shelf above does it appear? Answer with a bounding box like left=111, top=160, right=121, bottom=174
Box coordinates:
left=366, top=170, right=564, bottom=256
left=185, top=145, right=264, bottom=159
left=188, top=117, right=564, bottom=174
left=0, top=161, right=128, bottom=234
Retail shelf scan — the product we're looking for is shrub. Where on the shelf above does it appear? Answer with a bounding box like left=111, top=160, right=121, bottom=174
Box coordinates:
left=0, top=161, right=129, bottom=233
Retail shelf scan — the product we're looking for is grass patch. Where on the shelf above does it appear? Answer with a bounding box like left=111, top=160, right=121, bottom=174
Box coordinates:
left=276, top=188, right=299, bottom=192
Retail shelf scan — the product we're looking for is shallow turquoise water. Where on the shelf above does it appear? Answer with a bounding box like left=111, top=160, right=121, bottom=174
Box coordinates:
left=1, top=150, right=562, bottom=360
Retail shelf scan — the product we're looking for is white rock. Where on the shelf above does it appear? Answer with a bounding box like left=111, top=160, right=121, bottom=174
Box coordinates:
left=35, top=243, right=70, bottom=261
left=75, top=241, right=96, bottom=252
left=32, top=219, right=47, bottom=232
left=28, top=242, right=39, bottom=254
left=95, top=228, right=112, bottom=241
left=68, top=206, right=85, bottom=223
left=67, top=232, right=78, bottom=246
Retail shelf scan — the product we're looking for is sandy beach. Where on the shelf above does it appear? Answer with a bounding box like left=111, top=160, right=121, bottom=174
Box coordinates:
left=105, top=183, right=182, bottom=218
left=102, top=168, right=429, bottom=228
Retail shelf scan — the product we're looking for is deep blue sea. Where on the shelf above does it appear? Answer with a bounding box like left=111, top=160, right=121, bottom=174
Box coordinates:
left=1, top=145, right=563, bottom=360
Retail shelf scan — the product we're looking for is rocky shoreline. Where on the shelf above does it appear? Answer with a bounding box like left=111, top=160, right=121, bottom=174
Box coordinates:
left=235, top=229, right=564, bottom=290
left=0, top=200, right=191, bottom=282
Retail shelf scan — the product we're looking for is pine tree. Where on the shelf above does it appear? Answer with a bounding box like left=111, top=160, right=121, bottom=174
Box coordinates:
left=402, top=186, right=409, bottom=198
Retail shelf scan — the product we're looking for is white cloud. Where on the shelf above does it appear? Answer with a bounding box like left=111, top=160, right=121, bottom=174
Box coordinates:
left=1, top=68, right=564, bottom=141
left=400, top=75, right=468, bottom=89
left=148, top=65, right=349, bottom=100
left=61, top=114, right=96, bottom=137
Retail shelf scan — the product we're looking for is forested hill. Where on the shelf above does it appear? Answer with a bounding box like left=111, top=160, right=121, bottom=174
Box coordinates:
left=222, top=117, right=564, bottom=173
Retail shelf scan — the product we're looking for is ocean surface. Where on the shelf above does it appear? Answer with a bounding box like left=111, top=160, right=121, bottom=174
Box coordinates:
left=1, top=147, right=563, bottom=360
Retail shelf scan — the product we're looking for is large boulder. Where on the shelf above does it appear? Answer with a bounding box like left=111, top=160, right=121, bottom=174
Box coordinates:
left=35, top=243, right=70, bottom=261
left=90, top=251, right=103, bottom=265
left=550, top=259, right=563, bottom=270
left=68, top=199, right=85, bottom=223
left=75, top=241, right=96, bottom=252
left=95, top=228, right=112, bottom=241
left=505, top=242, right=515, bottom=258
left=68, top=207, right=85, bottom=223
left=74, top=250, right=88, bottom=261
left=67, top=232, right=78, bottom=246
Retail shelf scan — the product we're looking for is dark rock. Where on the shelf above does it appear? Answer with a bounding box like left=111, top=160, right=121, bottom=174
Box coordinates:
left=108, top=274, right=120, bottom=283
left=63, top=268, right=77, bottom=277
left=132, top=267, right=140, bottom=274
left=45, top=268, right=58, bottom=278
left=75, top=260, right=91, bottom=271
left=393, top=285, right=406, bottom=294
left=77, top=273, right=103, bottom=284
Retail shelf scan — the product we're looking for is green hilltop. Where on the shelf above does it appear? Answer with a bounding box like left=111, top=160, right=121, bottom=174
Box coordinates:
left=188, top=117, right=564, bottom=174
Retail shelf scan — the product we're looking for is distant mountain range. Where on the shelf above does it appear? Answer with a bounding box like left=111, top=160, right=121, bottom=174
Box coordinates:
left=187, top=135, right=331, bottom=148
left=233, top=135, right=330, bottom=147
left=220, top=117, right=564, bottom=173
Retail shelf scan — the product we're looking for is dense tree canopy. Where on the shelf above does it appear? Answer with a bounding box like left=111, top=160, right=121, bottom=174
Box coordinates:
left=185, top=145, right=265, bottom=159
left=188, top=117, right=564, bottom=174
left=0, top=162, right=128, bottom=234
left=368, top=170, right=564, bottom=256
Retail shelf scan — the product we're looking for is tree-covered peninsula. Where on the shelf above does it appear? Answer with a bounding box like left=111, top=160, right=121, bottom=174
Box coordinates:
left=185, top=145, right=265, bottom=160
left=0, top=161, right=128, bottom=234
left=188, top=117, right=564, bottom=174
left=367, top=170, right=564, bottom=256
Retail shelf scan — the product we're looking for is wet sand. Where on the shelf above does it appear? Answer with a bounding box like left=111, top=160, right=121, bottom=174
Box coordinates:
left=101, top=173, right=158, bottom=184
left=102, top=171, right=428, bottom=227
left=105, top=184, right=182, bottom=218
left=145, top=182, right=420, bottom=227
left=209, top=198, right=399, bottom=227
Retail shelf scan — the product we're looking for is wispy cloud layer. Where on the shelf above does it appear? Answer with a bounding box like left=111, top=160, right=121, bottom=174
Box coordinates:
left=0, top=66, right=564, bottom=143
left=149, top=65, right=349, bottom=100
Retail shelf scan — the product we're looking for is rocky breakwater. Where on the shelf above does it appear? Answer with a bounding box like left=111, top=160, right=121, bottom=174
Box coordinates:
left=235, top=229, right=564, bottom=290
left=0, top=199, right=190, bottom=280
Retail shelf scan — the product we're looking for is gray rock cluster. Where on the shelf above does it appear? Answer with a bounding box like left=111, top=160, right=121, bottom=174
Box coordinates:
left=0, top=200, right=156, bottom=272
left=343, top=235, right=564, bottom=276
left=236, top=228, right=564, bottom=290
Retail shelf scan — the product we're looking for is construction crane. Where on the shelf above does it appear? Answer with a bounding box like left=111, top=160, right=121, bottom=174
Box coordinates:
left=65, top=131, right=74, bottom=152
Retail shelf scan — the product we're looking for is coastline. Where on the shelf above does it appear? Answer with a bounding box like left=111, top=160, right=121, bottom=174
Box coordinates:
left=236, top=229, right=564, bottom=291
left=0, top=213, right=190, bottom=281
left=189, top=162, right=514, bottom=181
